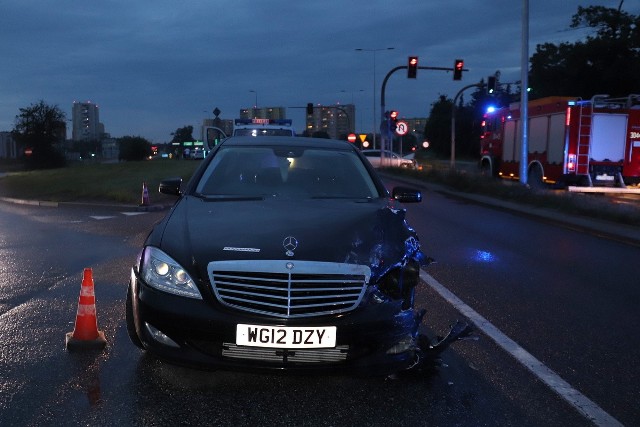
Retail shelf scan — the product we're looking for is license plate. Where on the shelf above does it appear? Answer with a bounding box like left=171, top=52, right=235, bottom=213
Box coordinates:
left=596, top=174, right=614, bottom=181
left=236, top=324, right=336, bottom=348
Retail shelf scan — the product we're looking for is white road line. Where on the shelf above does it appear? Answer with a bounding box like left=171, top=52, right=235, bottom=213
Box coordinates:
left=89, top=216, right=116, bottom=220
left=121, top=212, right=148, bottom=216
left=420, top=270, right=624, bottom=427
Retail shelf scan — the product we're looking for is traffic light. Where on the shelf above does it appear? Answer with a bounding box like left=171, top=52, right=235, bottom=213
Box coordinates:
left=487, top=76, right=497, bottom=94
left=389, top=110, right=399, bottom=130
left=306, top=103, right=313, bottom=115
left=453, top=59, right=464, bottom=80
left=407, top=56, right=418, bottom=79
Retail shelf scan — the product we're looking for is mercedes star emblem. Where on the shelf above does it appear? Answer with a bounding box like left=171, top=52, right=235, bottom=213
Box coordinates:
left=283, top=236, right=298, bottom=257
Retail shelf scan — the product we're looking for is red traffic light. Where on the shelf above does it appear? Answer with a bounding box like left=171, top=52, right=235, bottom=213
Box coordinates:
left=454, top=59, right=464, bottom=80
left=407, top=56, right=418, bottom=79
left=389, top=110, right=398, bottom=120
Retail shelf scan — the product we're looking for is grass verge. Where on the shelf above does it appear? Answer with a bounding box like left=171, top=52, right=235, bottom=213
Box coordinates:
left=386, top=166, right=640, bottom=227
left=0, top=159, right=200, bottom=205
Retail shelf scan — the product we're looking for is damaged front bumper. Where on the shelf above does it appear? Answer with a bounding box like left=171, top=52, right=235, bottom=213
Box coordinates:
left=130, top=268, right=443, bottom=375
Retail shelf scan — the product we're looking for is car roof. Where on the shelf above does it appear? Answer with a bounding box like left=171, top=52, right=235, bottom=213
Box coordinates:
left=220, top=136, right=354, bottom=150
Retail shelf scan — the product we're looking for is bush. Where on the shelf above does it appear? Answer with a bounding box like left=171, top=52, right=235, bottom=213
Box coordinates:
left=24, top=144, right=66, bottom=169
left=118, top=136, right=152, bottom=161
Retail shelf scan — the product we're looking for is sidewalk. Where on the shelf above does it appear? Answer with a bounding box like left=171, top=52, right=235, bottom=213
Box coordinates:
left=381, top=172, right=640, bottom=248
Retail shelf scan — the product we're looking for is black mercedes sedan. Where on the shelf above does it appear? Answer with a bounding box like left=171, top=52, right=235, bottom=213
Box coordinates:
left=126, top=136, right=429, bottom=375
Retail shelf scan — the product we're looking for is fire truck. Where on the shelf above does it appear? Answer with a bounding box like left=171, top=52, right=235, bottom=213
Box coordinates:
left=480, top=94, right=640, bottom=188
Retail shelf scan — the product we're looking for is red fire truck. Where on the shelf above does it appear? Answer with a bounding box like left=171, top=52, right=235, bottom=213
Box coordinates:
left=480, top=95, right=640, bottom=188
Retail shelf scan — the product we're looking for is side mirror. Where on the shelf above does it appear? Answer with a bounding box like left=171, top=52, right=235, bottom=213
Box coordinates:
left=391, top=186, right=422, bottom=203
left=159, top=178, right=182, bottom=196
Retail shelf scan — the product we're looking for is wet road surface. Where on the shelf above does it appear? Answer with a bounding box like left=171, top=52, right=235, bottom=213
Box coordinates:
left=0, top=188, right=635, bottom=426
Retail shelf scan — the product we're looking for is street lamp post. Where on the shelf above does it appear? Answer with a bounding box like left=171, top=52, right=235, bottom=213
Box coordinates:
left=340, top=89, right=364, bottom=104
left=340, top=89, right=363, bottom=134
left=355, top=47, right=394, bottom=149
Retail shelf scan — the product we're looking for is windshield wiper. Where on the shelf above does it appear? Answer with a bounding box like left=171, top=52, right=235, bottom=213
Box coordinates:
left=310, top=196, right=373, bottom=202
left=194, top=194, right=265, bottom=201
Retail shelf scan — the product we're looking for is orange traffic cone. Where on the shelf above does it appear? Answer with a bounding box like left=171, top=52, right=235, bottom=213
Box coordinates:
left=140, top=181, right=150, bottom=206
left=65, top=268, right=107, bottom=350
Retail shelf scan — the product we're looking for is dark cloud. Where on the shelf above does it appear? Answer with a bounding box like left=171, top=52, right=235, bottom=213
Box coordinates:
left=0, top=0, right=635, bottom=142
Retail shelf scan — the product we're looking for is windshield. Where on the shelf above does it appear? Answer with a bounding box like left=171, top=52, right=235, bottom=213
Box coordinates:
left=195, top=146, right=379, bottom=199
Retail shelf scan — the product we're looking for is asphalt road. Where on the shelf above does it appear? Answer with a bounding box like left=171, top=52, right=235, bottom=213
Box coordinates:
left=0, top=183, right=637, bottom=426
left=385, top=176, right=639, bottom=427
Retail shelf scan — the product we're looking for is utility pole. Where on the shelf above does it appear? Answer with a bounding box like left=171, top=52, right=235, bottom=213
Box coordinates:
left=520, top=0, right=529, bottom=185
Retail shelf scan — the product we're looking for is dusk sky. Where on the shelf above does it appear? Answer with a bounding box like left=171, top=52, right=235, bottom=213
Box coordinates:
left=1, top=0, right=636, bottom=143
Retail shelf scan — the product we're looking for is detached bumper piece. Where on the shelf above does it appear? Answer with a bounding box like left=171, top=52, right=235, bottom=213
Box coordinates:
left=408, top=320, right=474, bottom=373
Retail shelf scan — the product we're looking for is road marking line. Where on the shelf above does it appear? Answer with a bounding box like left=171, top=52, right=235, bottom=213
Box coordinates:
left=89, top=216, right=116, bottom=220
left=420, top=270, right=624, bottom=427
left=121, top=212, right=148, bottom=216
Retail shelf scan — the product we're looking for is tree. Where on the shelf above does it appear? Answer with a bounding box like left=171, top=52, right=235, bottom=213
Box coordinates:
left=118, top=136, right=152, bottom=161
left=171, top=126, right=194, bottom=144
left=529, top=4, right=640, bottom=98
left=423, top=95, right=453, bottom=157
left=12, top=100, right=66, bottom=169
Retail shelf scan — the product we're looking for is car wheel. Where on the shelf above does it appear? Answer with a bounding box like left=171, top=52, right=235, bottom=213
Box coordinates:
left=480, top=160, right=492, bottom=177
left=126, top=282, right=144, bottom=349
left=527, top=166, right=544, bottom=189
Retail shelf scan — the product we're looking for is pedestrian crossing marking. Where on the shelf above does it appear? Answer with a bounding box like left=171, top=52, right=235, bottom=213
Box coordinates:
left=89, top=212, right=148, bottom=220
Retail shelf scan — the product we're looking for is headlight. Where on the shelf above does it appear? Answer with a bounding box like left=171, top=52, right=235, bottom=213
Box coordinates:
left=141, top=247, right=202, bottom=299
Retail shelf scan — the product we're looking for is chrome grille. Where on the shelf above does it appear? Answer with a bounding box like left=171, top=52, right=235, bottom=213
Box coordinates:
left=208, top=260, right=370, bottom=318
left=222, top=343, right=349, bottom=363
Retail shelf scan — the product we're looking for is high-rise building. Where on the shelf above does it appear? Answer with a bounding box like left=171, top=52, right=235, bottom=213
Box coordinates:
left=305, top=104, right=355, bottom=139
left=72, top=101, right=105, bottom=141
left=202, top=117, right=233, bottom=140
left=239, top=107, right=287, bottom=121
left=0, top=131, right=17, bottom=159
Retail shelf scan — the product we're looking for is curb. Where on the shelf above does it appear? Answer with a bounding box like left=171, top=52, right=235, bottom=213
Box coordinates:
left=0, top=197, right=60, bottom=207
left=0, top=196, right=169, bottom=212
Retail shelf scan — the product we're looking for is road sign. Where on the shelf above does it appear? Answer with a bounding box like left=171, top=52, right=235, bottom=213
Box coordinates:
left=395, top=121, right=408, bottom=136
left=347, top=133, right=357, bottom=143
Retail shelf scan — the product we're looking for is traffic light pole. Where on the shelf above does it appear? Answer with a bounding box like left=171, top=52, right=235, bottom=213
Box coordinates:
left=380, top=65, right=465, bottom=114
left=380, top=64, right=468, bottom=160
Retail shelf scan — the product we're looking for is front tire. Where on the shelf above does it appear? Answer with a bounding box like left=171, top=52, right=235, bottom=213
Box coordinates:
left=126, top=283, right=144, bottom=349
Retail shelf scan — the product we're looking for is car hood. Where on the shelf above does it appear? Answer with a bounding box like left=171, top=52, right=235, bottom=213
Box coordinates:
left=151, top=196, right=424, bottom=282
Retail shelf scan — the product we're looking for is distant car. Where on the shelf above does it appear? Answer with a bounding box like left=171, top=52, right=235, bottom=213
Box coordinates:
left=361, top=149, right=417, bottom=169
left=191, top=148, right=205, bottom=159
left=126, top=136, right=429, bottom=375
